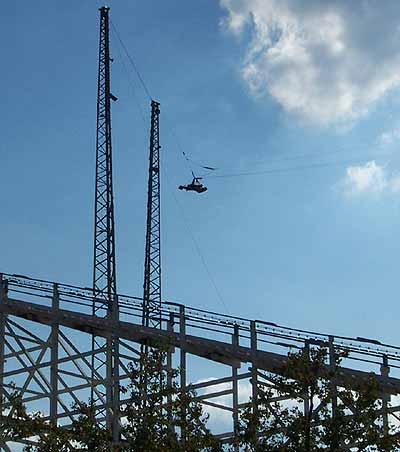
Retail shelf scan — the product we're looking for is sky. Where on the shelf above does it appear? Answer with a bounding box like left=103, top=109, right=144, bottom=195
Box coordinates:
left=2, top=0, right=400, bottom=351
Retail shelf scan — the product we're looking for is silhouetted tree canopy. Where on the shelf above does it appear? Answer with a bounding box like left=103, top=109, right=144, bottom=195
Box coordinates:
left=239, top=346, right=400, bottom=452
left=2, top=346, right=400, bottom=451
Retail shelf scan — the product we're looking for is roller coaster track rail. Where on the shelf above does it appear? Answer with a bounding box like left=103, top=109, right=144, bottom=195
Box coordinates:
left=1, top=272, right=399, bottom=366
left=1, top=271, right=400, bottom=451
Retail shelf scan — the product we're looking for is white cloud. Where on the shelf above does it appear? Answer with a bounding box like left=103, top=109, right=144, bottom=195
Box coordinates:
left=220, top=0, right=400, bottom=125
left=342, top=160, right=400, bottom=196
left=195, top=377, right=252, bottom=432
left=379, top=126, right=400, bottom=145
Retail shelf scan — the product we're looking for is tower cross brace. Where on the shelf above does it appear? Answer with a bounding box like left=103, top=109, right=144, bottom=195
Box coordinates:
left=142, top=100, right=162, bottom=329
left=91, top=6, right=119, bottom=438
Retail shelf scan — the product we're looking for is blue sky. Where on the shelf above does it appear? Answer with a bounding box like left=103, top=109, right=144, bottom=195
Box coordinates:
left=2, top=0, right=400, bottom=347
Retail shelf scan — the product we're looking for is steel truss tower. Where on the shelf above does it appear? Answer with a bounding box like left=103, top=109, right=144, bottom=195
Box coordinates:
left=2, top=7, right=400, bottom=452
left=142, top=100, right=162, bottom=329
left=92, top=6, right=119, bottom=439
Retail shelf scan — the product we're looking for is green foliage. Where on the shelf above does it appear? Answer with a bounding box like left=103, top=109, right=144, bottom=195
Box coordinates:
left=120, top=346, right=221, bottom=451
left=19, top=403, right=113, bottom=451
left=0, top=390, right=50, bottom=446
left=69, top=403, right=113, bottom=451
left=5, top=344, right=400, bottom=451
left=239, top=346, right=400, bottom=452
left=2, top=346, right=221, bottom=452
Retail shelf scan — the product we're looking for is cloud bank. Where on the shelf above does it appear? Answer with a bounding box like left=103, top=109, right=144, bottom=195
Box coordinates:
left=342, top=161, right=400, bottom=196
left=220, top=0, right=400, bottom=125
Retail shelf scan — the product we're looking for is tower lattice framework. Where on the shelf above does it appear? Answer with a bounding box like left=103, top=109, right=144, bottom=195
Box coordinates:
left=142, top=100, right=162, bottom=329
left=2, top=7, right=400, bottom=452
left=91, top=6, right=119, bottom=438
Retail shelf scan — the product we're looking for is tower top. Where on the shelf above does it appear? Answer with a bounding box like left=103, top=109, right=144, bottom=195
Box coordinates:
left=99, top=6, right=110, bottom=12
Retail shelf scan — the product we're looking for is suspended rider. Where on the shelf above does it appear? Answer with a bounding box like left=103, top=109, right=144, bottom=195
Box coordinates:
left=178, top=177, right=207, bottom=193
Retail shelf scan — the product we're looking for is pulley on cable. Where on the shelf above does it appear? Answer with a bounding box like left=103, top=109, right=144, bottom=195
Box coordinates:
left=178, top=151, right=217, bottom=194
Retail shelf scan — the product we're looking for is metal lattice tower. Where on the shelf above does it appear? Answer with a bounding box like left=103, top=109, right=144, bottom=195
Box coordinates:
left=3, top=7, right=400, bottom=452
left=142, top=100, right=162, bottom=329
left=91, top=6, right=119, bottom=438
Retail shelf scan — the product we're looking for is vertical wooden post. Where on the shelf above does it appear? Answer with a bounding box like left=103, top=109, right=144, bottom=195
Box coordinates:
left=179, top=305, right=186, bottom=442
left=328, top=336, right=338, bottom=415
left=0, top=275, right=6, bottom=421
left=50, top=283, right=59, bottom=426
left=303, top=340, right=310, bottom=417
left=328, top=336, right=340, bottom=450
left=167, top=312, right=174, bottom=425
left=381, top=355, right=390, bottom=436
left=250, top=321, right=258, bottom=416
left=232, top=324, right=240, bottom=452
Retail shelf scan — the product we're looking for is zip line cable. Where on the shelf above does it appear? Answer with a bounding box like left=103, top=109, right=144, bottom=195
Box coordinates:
left=205, top=157, right=381, bottom=179
left=164, top=170, right=230, bottom=315
left=112, top=29, right=149, bottom=130
left=110, top=20, right=153, bottom=101
left=110, top=21, right=384, bottom=183
left=196, top=142, right=387, bottom=177
left=190, top=141, right=388, bottom=177
left=110, top=21, right=220, bottom=178
left=107, top=21, right=392, bottom=316
left=248, top=143, right=381, bottom=167
left=110, top=22, right=230, bottom=314
left=110, top=22, right=196, bottom=167
left=167, top=125, right=194, bottom=173
left=110, top=23, right=200, bottom=177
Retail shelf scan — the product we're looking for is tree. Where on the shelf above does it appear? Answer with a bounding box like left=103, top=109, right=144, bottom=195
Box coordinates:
left=1, top=390, right=50, bottom=447
left=18, top=402, right=112, bottom=452
left=68, top=403, right=113, bottom=451
left=120, top=345, right=221, bottom=452
left=1, top=346, right=221, bottom=452
left=239, top=346, right=400, bottom=451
